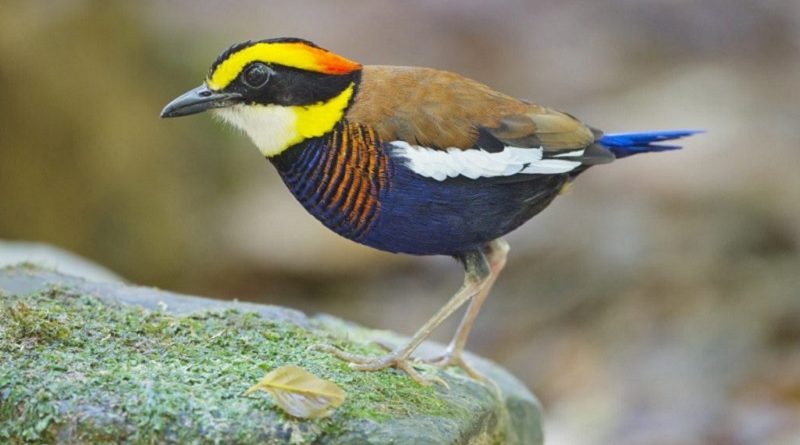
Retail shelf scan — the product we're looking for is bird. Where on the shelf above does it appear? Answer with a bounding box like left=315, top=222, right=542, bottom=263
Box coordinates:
left=161, top=37, right=700, bottom=385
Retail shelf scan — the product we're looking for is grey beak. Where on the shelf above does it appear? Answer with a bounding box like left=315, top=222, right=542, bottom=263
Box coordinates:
left=160, top=85, right=242, bottom=118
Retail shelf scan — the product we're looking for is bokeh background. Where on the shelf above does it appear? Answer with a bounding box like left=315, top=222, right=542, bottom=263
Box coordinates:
left=2, top=1, right=799, bottom=443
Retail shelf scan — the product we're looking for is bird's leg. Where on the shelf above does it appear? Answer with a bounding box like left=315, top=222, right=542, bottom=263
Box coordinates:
left=426, top=239, right=509, bottom=379
left=314, top=249, right=491, bottom=385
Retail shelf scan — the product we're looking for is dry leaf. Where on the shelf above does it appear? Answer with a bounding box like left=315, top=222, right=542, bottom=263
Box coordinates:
left=244, top=365, right=346, bottom=418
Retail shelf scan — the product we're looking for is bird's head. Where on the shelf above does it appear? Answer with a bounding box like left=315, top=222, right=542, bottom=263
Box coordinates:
left=161, top=38, right=362, bottom=157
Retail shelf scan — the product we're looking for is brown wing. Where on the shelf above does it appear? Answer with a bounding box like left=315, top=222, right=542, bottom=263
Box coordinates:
left=487, top=108, right=595, bottom=150
left=346, top=65, right=601, bottom=154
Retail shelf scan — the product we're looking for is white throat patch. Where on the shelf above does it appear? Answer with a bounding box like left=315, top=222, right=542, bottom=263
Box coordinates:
left=214, top=105, right=298, bottom=157
left=391, top=142, right=582, bottom=181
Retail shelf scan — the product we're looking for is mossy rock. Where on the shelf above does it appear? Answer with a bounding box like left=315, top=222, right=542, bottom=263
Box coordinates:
left=0, top=265, right=543, bottom=444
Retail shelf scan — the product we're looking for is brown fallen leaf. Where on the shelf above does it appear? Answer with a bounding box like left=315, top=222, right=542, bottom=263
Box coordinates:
left=243, top=365, right=346, bottom=418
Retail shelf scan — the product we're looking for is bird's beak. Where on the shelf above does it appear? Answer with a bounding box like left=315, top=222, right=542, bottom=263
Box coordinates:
left=160, top=84, right=243, bottom=118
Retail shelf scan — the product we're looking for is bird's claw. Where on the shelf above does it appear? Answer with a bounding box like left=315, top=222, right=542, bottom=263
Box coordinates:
left=310, top=343, right=448, bottom=387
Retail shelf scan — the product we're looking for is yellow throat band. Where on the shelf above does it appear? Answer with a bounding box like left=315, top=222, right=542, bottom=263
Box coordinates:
left=292, top=82, right=354, bottom=143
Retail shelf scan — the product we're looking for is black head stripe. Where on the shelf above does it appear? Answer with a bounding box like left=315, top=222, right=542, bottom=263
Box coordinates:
left=258, top=37, right=322, bottom=48
left=225, top=65, right=360, bottom=107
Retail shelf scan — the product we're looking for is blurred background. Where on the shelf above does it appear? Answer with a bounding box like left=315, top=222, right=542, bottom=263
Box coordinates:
left=1, top=0, right=799, bottom=443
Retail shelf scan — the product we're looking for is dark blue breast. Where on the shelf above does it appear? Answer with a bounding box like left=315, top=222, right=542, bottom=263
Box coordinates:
left=362, top=151, right=567, bottom=256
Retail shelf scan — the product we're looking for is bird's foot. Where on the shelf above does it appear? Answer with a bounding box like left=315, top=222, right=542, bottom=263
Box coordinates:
left=424, top=348, right=484, bottom=381
left=310, top=344, right=447, bottom=386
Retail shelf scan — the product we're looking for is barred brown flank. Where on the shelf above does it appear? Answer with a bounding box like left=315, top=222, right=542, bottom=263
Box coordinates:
left=270, top=122, right=387, bottom=241
left=360, top=129, right=386, bottom=237
left=326, top=123, right=385, bottom=237
left=314, top=127, right=342, bottom=199
left=341, top=126, right=366, bottom=225
left=328, top=126, right=356, bottom=211
left=320, top=125, right=350, bottom=205
left=350, top=126, right=373, bottom=225
left=354, top=125, right=384, bottom=234
left=357, top=129, right=375, bottom=224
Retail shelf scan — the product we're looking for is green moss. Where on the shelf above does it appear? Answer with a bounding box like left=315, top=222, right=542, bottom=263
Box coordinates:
left=1, top=301, right=70, bottom=343
left=0, top=288, right=471, bottom=444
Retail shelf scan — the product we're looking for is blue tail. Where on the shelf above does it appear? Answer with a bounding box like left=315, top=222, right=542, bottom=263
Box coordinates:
left=599, top=130, right=703, bottom=158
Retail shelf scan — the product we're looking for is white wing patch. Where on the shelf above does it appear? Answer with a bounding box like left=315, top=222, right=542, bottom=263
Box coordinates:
left=391, top=141, right=583, bottom=181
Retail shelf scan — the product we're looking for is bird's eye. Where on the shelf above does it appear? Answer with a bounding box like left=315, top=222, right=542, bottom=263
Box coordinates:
left=242, top=63, right=271, bottom=89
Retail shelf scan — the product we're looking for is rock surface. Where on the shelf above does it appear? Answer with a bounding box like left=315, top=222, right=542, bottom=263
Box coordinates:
left=0, top=264, right=543, bottom=444
left=0, top=241, right=124, bottom=284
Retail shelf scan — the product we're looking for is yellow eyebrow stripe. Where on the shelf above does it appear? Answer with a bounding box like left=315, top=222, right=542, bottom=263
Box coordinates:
left=207, top=42, right=360, bottom=91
